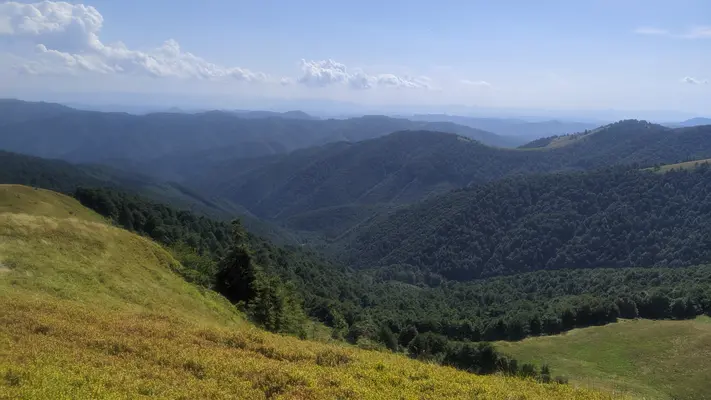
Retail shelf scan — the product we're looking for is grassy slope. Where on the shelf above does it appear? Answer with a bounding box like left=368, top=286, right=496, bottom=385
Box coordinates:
left=0, top=185, right=616, bottom=399
left=649, top=158, right=711, bottom=172
left=497, top=318, right=711, bottom=400
left=0, top=185, right=104, bottom=222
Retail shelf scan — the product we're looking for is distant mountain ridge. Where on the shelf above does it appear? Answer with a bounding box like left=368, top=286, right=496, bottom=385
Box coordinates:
left=232, top=109, right=318, bottom=120
left=5, top=99, right=711, bottom=243
left=0, top=98, right=79, bottom=125
left=664, top=117, right=711, bottom=128
left=0, top=99, right=517, bottom=168
left=407, top=114, right=600, bottom=141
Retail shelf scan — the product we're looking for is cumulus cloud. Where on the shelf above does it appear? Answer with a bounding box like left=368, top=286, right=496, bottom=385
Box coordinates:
left=0, top=2, right=434, bottom=90
left=634, top=25, right=711, bottom=39
left=681, top=76, right=709, bottom=85
left=0, top=1, right=269, bottom=81
left=460, top=79, right=491, bottom=87
left=298, top=59, right=431, bottom=90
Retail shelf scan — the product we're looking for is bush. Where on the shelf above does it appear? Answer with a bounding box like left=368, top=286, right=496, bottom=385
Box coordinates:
left=315, top=349, right=352, bottom=367
left=408, top=332, right=449, bottom=360
left=183, top=360, right=206, bottom=379
left=3, top=369, right=22, bottom=387
left=554, top=376, right=569, bottom=384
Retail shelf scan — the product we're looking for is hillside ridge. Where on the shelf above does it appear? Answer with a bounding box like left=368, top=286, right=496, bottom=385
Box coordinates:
left=183, top=121, right=711, bottom=239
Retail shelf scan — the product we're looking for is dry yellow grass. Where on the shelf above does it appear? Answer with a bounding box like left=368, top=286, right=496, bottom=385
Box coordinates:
left=0, top=185, right=624, bottom=399
left=0, top=185, right=105, bottom=222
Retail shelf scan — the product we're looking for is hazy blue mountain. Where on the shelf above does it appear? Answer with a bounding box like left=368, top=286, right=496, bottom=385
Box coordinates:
left=232, top=110, right=318, bottom=120
left=0, top=99, right=79, bottom=125
left=664, top=117, right=711, bottom=128
left=0, top=99, right=515, bottom=169
left=407, top=114, right=600, bottom=141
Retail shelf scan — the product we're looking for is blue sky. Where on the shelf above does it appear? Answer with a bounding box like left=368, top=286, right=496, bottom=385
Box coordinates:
left=0, top=0, right=708, bottom=116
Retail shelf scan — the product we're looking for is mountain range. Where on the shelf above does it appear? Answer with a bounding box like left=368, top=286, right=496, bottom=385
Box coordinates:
left=3, top=99, right=711, bottom=399
left=5, top=99, right=711, bottom=243
left=175, top=120, right=711, bottom=239
left=406, top=114, right=600, bottom=141
left=0, top=99, right=518, bottom=170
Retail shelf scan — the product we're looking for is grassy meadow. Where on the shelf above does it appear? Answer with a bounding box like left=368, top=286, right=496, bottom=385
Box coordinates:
left=646, top=158, right=711, bottom=173
left=497, top=318, right=711, bottom=400
left=0, top=185, right=619, bottom=399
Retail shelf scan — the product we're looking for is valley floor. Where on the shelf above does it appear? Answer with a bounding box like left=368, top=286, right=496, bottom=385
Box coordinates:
left=497, top=317, right=711, bottom=400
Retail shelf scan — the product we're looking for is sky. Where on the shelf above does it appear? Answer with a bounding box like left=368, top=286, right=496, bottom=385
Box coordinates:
left=0, top=0, right=708, bottom=117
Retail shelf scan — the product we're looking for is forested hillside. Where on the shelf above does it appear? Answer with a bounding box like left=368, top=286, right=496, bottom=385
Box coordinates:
left=186, top=131, right=531, bottom=221
left=344, top=166, right=711, bottom=280
left=0, top=150, right=249, bottom=218
left=185, top=121, right=711, bottom=238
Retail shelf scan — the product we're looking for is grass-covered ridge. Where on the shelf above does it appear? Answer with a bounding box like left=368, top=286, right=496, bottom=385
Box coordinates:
left=0, top=185, right=617, bottom=399
left=498, top=317, right=711, bottom=400
left=0, top=185, right=104, bottom=222
left=0, top=185, right=241, bottom=324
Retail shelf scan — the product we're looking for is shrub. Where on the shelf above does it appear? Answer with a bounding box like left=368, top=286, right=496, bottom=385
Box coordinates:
left=183, top=360, right=206, bottom=379
left=3, top=369, right=22, bottom=387
left=315, top=349, right=352, bottom=367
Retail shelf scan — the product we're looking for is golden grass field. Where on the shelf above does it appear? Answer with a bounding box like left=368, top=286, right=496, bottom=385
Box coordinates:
left=0, top=185, right=621, bottom=399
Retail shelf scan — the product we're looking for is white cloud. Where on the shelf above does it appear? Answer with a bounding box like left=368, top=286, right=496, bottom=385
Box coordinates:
left=460, top=79, right=491, bottom=87
left=633, top=27, right=670, bottom=36
left=0, top=2, right=434, bottom=91
left=681, top=76, right=709, bottom=85
left=0, top=1, right=270, bottom=82
left=298, top=59, right=430, bottom=90
left=634, top=25, right=711, bottom=39
left=682, top=26, right=711, bottom=39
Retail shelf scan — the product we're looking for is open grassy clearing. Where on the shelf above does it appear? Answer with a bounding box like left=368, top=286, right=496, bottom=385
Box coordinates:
left=0, top=185, right=618, bottom=399
left=645, top=158, right=711, bottom=173
left=497, top=318, right=711, bottom=400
